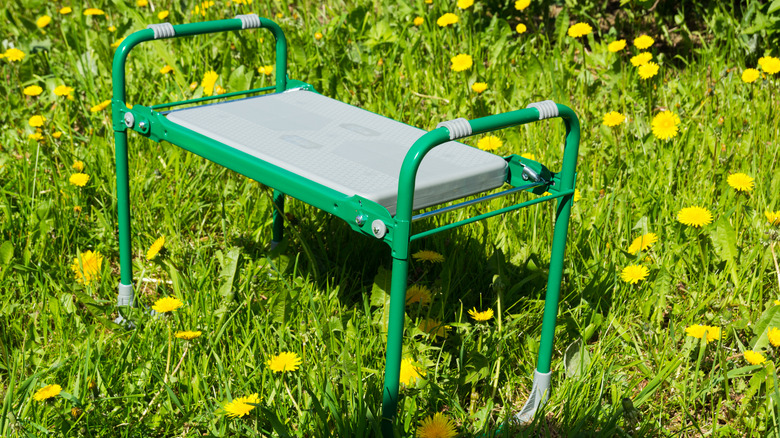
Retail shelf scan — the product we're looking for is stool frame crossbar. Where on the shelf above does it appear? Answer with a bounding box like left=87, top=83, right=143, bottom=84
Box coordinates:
left=111, top=15, right=580, bottom=436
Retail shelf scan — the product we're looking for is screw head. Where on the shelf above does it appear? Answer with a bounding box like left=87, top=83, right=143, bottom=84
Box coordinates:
left=355, top=214, right=367, bottom=226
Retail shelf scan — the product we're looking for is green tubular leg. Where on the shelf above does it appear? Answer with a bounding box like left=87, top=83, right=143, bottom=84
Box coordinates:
left=516, top=106, right=580, bottom=423
left=380, top=253, right=411, bottom=437
left=271, top=189, right=285, bottom=246
left=379, top=104, right=578, bottom=436
left=111, top=15, right=288, bottom=320
left=114, top=129, right=135, bottom=323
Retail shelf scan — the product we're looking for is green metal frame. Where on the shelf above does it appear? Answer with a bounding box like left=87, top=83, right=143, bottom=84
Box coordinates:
left=111, top=15, right=580, bottom=437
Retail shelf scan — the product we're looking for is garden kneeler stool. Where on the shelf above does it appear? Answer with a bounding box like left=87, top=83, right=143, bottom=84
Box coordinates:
left=111, top=15, right=580, bottom=436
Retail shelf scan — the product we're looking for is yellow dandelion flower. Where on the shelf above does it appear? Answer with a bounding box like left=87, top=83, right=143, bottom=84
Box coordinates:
left=406, top=285, right=432, bottom=306
left=425, top=0, right=432, bottom=4
left=727, top=172, right=754, bottom=192
left=60, top=6, right=73, bottom=15
left=457, top=0, right=474, bottom=8
left=190, top=81, right=198, bottom=90
left=137, top=0, right=148, bottom=6
left=146, top=235, right=165, bottom=260
left=707, top=328, right=722, bottom=343
left=83, top=8, right=105, bottom=16
left=69, top=173, right=89, bottom=187
left=108, top=25, right=116, bottom=32
left=766, top=211, right=780, bottom=226
left=573, top=188, right=582, bottom=202
left=520, top=152, right=535, bottom=160
left=28, top=115, right=45, bottom=127
left=314, top=32, right=323, bottom=40
left=152, top=296, right=183, bottom=313
left=24, top=85, right=43, bottom=96
left=685, top=324, right=721, bottom=343
left=36, top=16, right=52, bottom=29
left=620, top=265, right=649, bottom=284
left=436, top=13, right=459, bottom=27
left=628, top=232, right=658, bottom=254
left=417, top=412, right=457, bottom=438
left=160, top=65, right=173, bottom=74
left=468, top=307, right=494, bottom=322
left=72, top=161, right=85, bottom=172
left=418, top=318, right=450, bottom=338
left=450, top=53, right=472, bottom=71
left=110, top=37, right=126, bottom=48
left=744, top=350, right=766, bottom=365
left=52, top=131, right=63, bottom=139
left=766, top=327, right=780, bottom=347
left=759, top=56, right=780, bottom=74
left=608, top=39, right=626, bottom=52
left=413, top=250, right=445, bottom=263
left=651, top=111, right=680, bottom=140
left=266, top=352, right=302, bottom=373
left=4, top=48, right=26, bottom=62
left=515, top=0, right=531, bottom=10
left=215, top=85, right=226, bottom=95
left=71, top=250, right=103, bottom=283
left=90, top=100, right=111, bottom=113
left=399, top=358, right=425, bottom=386
left=413, top=16, right=424, bottom=26
left=638, top=62, right=659, bottom=79
left=677, top=206, right=713, bottom=228
left=477, top=135, right=502, bottom=151
left=175, top=330, right=202, bottom=340
left=567, top=22, right=592, bottom=38
left=703, top=326, right=721, bottom=343
left=28, top=132, right=43, bottom=141
left=633, top=35, right=654, bottom=49
left=33, top=384, right=62, bottom=401
left=685, top=324, right=706, bottom=339
left=630, top=52, right=652, bottom=66
left=158, top=10, right=169, bottom=20
left=202, top=71, right=218, bottom=96
left=472, top=82, right=488, bottom=93
left=516, top=23, right=527, bottom=34
left=741, top=68, right=760, bottom=83
left=222, top=393, right=260, bottom=418
left=54, top=85, right=74, bottom=97
left=602, top=111, right=624, bottom=127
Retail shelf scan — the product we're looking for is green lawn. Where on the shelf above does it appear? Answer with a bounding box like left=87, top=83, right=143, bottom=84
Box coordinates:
left=1, top=0, right=780, bottom=436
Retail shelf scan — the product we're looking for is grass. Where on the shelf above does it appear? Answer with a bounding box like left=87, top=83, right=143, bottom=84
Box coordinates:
left=2, top=0, right=780, bottom=436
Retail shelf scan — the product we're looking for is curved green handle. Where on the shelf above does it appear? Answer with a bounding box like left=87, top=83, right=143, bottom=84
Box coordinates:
left=395, top=104, right=581, bottom=223
left=111, top=16, right=287, bottom=106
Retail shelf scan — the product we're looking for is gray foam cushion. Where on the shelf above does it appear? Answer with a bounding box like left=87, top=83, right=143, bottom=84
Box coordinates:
left=166, top=89, right=507, bottom=215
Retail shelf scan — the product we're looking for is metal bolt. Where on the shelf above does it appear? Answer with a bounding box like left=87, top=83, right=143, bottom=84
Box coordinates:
left=355, top=214, right=367, bottom=226
left=138, top=120, right=148, bottom=131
